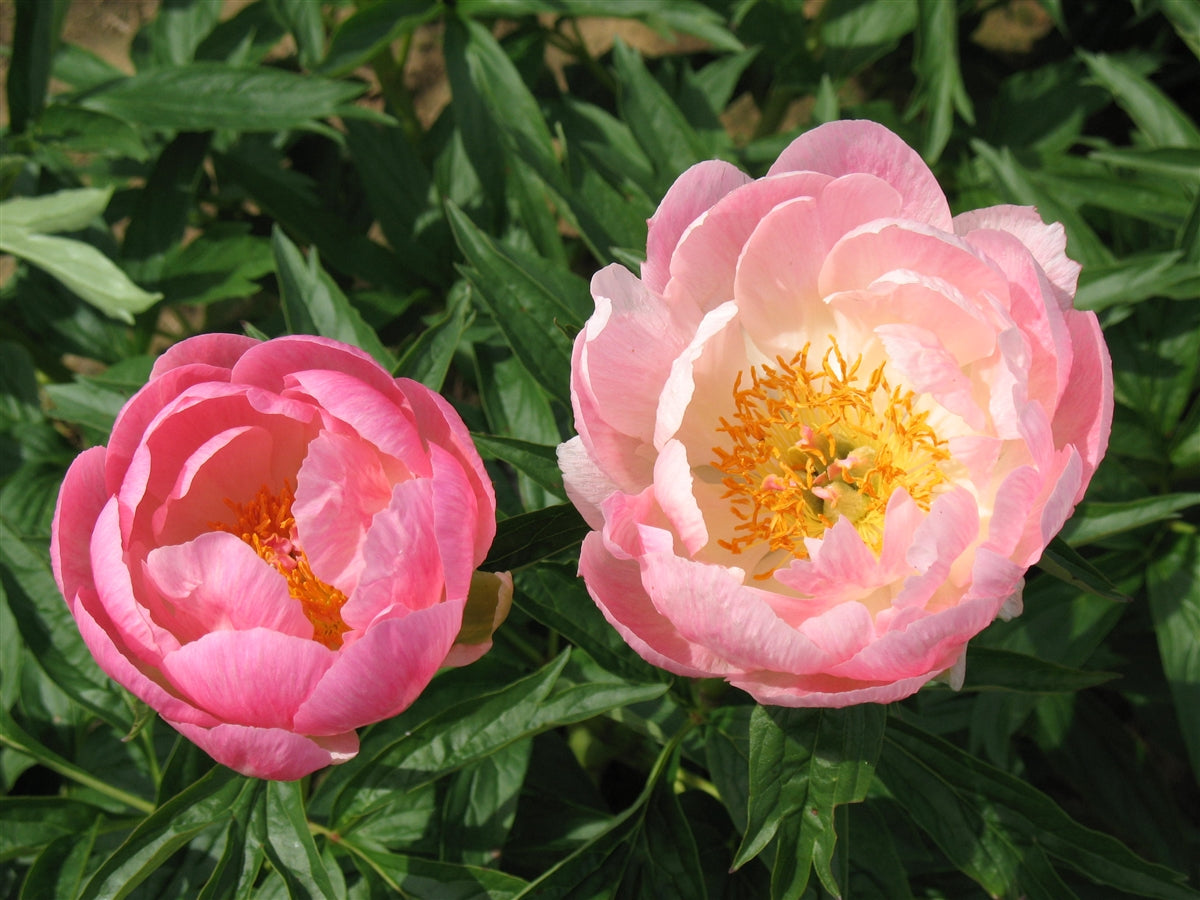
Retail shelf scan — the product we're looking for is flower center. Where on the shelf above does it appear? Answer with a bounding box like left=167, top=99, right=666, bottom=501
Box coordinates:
left=214, top=482, right=350, bottom=649
left=710, top=340, right=949, bottom=569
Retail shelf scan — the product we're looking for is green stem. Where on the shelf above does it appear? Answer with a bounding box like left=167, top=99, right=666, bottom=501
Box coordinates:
left=0, top=731, right=155, bottom=814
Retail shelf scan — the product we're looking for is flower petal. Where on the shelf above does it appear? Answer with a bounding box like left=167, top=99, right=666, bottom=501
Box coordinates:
left=171, top=720, right=358, bottom=781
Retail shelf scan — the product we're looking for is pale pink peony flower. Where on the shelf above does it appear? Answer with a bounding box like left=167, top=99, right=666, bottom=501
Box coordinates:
left=52, top=334, right=510, bottom=779
left=558, top=120, right=1112, bottom=707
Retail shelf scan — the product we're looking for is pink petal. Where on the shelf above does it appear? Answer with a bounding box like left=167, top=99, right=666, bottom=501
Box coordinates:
left=874, top=323, right=985, bottom=430
left=293, top=431, right=397, bottom=594
left=892, top=488, right=979, bottom=612
left=150, top=333, right=258, bottom=379
left=171, top=720, right=358, bottom=781
left=89, top=498, right=180, bottom=664
left=768, top=120, right=953, bottom=230
left=284, top=370, right=429, bottom=476
left=732, top=196, right=828, bottom=351
left=580, top=532, right=735, bottom=678
left=1051, top=311, right=1113, bottom=484
left=653, top=300, right=741, bottom=449
left=142, top=532, right=312, bottom=643
left=653, top=439, right=707, bottom=555
left=292, top=600, right=462, bottom=735
left=341, top=478, right=442, bottom=630
left=69, top=584, right=220, bottom=727
left=557, top=437, right=619, bottom=530
left=644, top=160, right=752, bottom=295
left=399, top=380, right=497, bottom=562
left=231, top=334, right=394, bottom=396
left=52, top=446, right=108, bottom=603
left=578, top=265, right=701, bottom=443
left=732, top=669, right=939, bottom=708
left=954, top=205, right=1080, bottom=308
left=160, top=628, right=333, bottom=729
left=664, top=170, right=833, bottom=314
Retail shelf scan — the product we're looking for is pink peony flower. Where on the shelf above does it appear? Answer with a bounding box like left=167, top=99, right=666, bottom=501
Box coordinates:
left=52, top=334, right=510, bottom=779
left=558, top=120, right=1112, bottom=707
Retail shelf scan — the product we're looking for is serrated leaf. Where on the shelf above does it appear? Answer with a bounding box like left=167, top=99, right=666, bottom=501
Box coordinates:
left=0, top=186, right=113, bottom=234
left=271, top=226, right=395, bottom=370
left=0, top=226, right=161, bottom=324
left=79, top=62, right=366, bottom=132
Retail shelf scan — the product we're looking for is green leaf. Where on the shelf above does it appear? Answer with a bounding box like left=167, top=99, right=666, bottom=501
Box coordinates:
left=18, top=815, right=101, bottom=900
left=821, top=0, right=917, bottom=78
left=270, top=0, right=326, bottom=70
left=971, top=140, right=1113, bottom=267
left=158, top=228, right=274, bottom=306
left=472, top=434, right=564, bottom=499
left=458, top=0, right=741, bottom=52
left=80, top=769, right=259, bottom=900
left=0, top=187, right=113, bottom=234
left=320, top=0, right=439, bottom=76
left=0, top=518, right=132, bottom=728
left=440, top=738, right=533, bottom=867
left=512, top=563, right=666, bottom=684
left=79, top=63, right=366, bottom=132
left=271, top=226, right=396, bottom=371
left=1147, top=532, right=1200, bottom=784
left=1035, top=538, right=1132, bottom=603
left=344, top=843, right=529, bottom=899
left=733, top=706, right=887, bottom=899
left=1076, top=252, right=1200, bottom=311
left=909, top=0, right=974, bottom=162
left=1088, top=146, right=1200, bottom=182
left=44, top=380, right=129, bottom=435
left=132, top=0, right=222, bottom=68
left=612, top=38, right=712, bottom=190
left=122, top=131, right=213, bottom=283
left=956, top=646, right=1118, bottom=694
left=394, top=281, right=473, bottom=389
left=446, top=202, right=584, bottom=404
left=35, top=103, right=149, bottom=160
left=7, top=0, right=68, bottom=133
left=260, top=781, right=341, bottom=900
left=0, top=226, right=161, bottom=324
left=0, top=340, right=42, bottom=430
left=1081, top=52, right=1200, bottom=149
left=482, top=503, right=590, bottom=571
left=1059, top=494, right=1200, bottom=546
left=0, top=797, right=103, bottom=862
left=880, top=716, right=1196, bottom=899
left=1162, top=0, right=1200, bottom=61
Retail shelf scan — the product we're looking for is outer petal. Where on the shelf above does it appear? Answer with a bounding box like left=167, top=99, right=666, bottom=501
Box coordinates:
left=159, top=628, right=333, bottom=729
left=643, top=160, right=752, bottom=295
left=292, top=601, right=462, bottom=735
left=954, top=205, right=1080, bottom=307
left=557, top=436, right=619, bottom=530
left=150, top=332, right=257, bottom=379
left=52, top=446, right=108, bottom=603
left=768, top=120, right=953, bottom=230
left=171, top=720, right=358, bottom=781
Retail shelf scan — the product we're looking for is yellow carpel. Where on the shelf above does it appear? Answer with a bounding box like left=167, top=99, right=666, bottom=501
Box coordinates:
left=710, top=340, right=949, bottom=574
left=213, top=482, right=350, bottom=649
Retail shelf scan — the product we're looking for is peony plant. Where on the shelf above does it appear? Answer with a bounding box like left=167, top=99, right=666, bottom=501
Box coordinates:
left=559, top=120, right=1113, bottom=707
left=52, top=333, right=510, bottom=780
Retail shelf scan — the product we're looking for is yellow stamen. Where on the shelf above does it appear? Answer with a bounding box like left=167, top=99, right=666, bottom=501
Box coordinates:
left=213, top=482, right=350, bottom=649
left=711, top=340, right=949, bottom=575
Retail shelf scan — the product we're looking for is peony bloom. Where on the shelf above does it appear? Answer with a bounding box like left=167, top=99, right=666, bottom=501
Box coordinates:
left=559, top=120, right=1112, bottom=707
left=52, top=334, right=509, bottom=779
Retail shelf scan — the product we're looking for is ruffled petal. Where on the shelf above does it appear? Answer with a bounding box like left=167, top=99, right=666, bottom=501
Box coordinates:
left=171, top=719, right=358, bottom=781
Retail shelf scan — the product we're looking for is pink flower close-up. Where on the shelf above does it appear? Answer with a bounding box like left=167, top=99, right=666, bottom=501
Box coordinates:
left=52, top=333, right=510, bottom=780
left=559, top=120, right=1113, bottom=707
